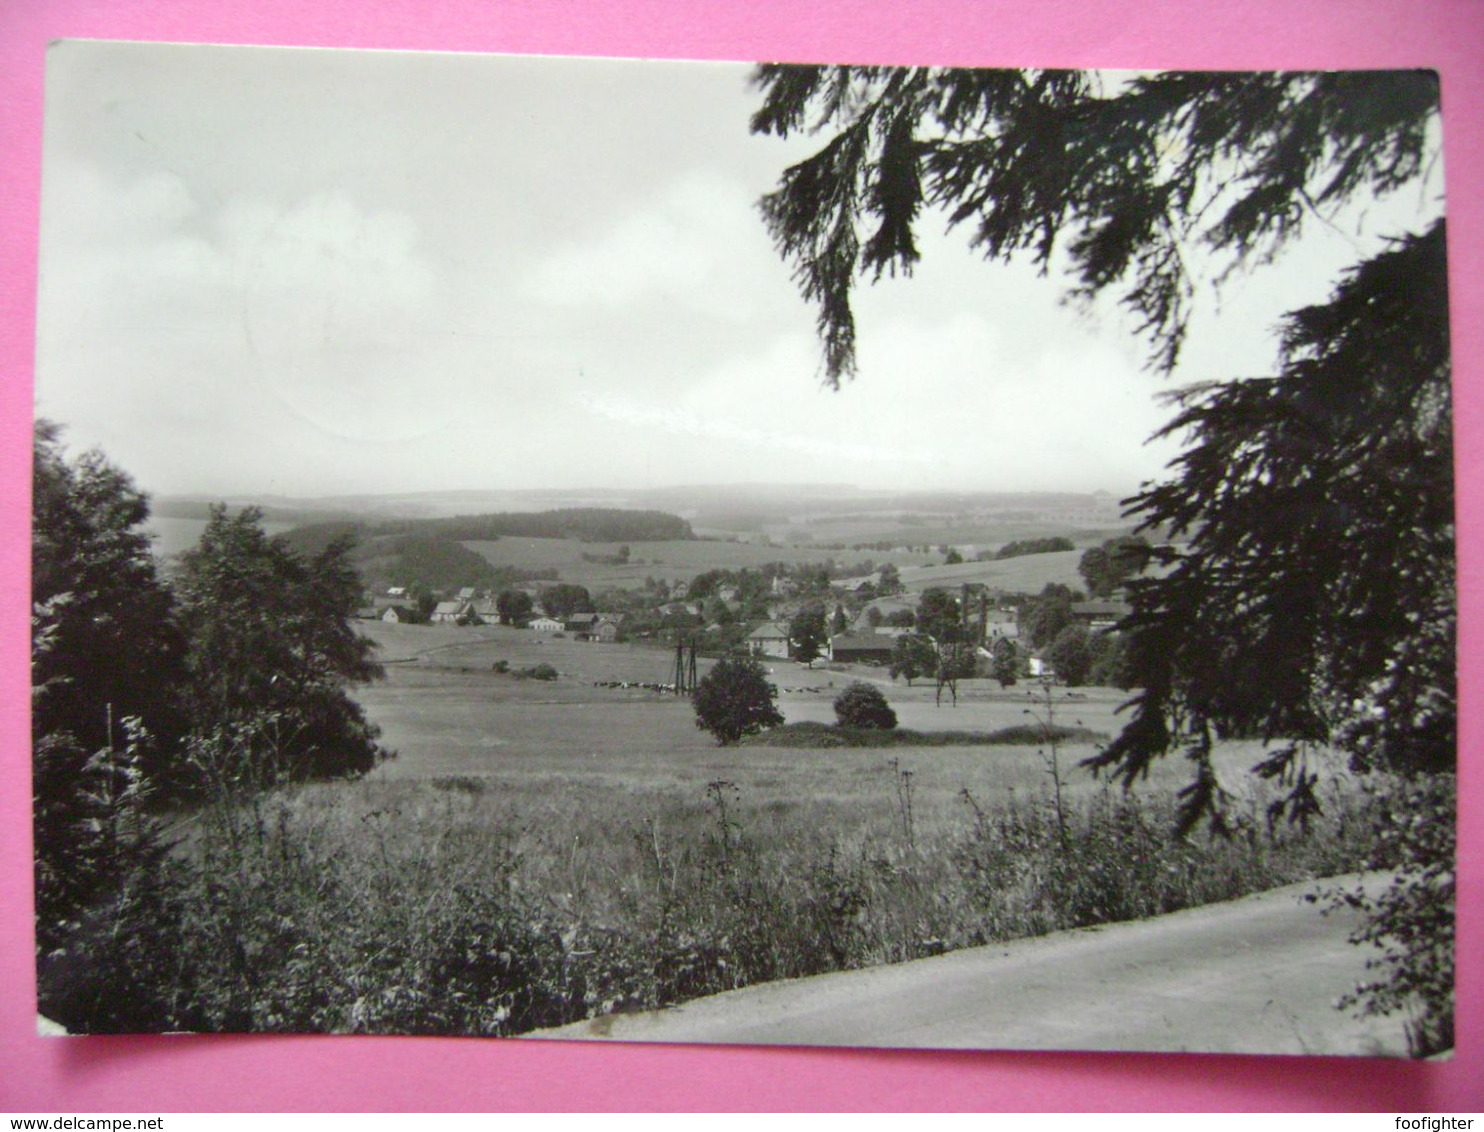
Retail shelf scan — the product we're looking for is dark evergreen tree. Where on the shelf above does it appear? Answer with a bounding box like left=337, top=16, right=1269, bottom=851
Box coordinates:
left=753, top=64, right=1452, bottom=1045
left=789, top=604, right=828, bottom=668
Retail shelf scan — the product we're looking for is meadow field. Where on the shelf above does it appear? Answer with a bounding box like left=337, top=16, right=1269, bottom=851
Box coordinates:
left=45, top=618, right=1369, bottom=1039
left=895, top=550, right=1088, bottom=594
left=356, top=620, right=1336, bottom=837
left=458, top=536, right=941, bottom=589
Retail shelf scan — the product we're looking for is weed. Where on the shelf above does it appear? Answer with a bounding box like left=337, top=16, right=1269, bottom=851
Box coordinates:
left=40, top=746, right=1379, bottom=1040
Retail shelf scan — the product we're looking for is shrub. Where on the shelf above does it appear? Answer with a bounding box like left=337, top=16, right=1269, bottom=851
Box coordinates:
left=1328, top=774, right=1455, bottom=1056
left=693, top=656, right=784, bottom=745
left=520, top=663, right=558, bottom=681
left=833, top=682, right=897, bottom=730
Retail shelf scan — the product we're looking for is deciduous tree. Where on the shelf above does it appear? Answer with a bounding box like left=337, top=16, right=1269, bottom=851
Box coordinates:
left=496, top=588, right=534, bottom=625
left=889, top=633, right=936, bottom=686
left=176, top=506, right=387, bottom=782
left=538, top=583, right=593, bottom=621
left=692, top=656, right=785, bottom=745
left=1077, top=536, right=1151, bottom=600
left=990, top=636, right=1019, bottom=687
left=914, top=587, right=962, bottom=643
left=833, top=682, right=897, bottom=730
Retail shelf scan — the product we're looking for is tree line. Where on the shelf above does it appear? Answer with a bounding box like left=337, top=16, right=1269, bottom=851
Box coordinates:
left=33, top=423, right=388, bottom=955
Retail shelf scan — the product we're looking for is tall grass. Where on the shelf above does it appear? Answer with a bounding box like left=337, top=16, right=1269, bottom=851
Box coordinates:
left=38, top=757, right=1376, bottom=1036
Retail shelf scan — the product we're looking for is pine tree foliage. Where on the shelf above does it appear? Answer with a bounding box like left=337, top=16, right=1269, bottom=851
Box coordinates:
left=752, top=62, right=1450, bottom=809
left=754, top=64, right=1453, bottom=1046
left=31, top=422, right=183, bottom=765
left=753, top=66, right=1439, bottom=382
left=1093, top=223, right=1453, bottom=827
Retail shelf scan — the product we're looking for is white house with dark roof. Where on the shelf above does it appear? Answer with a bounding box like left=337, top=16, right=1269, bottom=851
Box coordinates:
left=747, top=621, right=791, bottom=659
left=431, top=600, right=469, bottom=624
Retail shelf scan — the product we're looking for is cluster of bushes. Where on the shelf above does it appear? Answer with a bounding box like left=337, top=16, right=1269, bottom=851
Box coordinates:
left=741, top=721, right=1102, bottom=749
left=490, top=660, right=559, bottom=681
left=993, top=537, right=1075, bottom=560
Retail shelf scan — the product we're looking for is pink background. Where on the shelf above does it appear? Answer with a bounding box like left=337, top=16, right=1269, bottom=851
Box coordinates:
left=1, top=0, right=1479, bottom=1112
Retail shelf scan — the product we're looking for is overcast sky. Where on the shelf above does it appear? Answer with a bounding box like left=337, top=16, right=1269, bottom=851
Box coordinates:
left=33, top=42, right=1444, bottom=500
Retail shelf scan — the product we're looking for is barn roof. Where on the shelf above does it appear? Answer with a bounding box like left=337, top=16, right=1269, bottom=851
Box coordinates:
left=830, top=633, right=894, bottom=651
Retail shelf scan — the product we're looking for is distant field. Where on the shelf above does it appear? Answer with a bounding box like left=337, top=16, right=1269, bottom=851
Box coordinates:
left=771, top=516, right=1135, bottom=550
left=897, top=551, right=1088, bottom=595
left=459, top=537, right=939, bottom=590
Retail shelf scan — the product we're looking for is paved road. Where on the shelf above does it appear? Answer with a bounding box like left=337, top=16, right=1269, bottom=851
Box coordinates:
left=529, top=875, right=1408, bottom=1056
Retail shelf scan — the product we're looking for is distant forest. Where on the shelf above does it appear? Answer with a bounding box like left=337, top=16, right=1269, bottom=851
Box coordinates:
left=275, top=507, right=695, bottom=595
left=284, top=507, right=694, bottom=548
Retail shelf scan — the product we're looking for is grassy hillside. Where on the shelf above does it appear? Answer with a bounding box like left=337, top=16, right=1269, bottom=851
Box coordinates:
left=897, top=551, right=1088, bottom=595
left=459, top=537, right=940, bottom=591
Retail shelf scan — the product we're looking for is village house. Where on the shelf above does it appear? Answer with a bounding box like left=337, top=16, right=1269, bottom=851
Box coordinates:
left=529, top=616, right=564, bottom=633
left=747, top=621, right=791, bottom=659
left=431, top=600, right=469, bottom=624
left=381, top=605, right=415, bottom=624
left=833, top=572, right=881, bottom=595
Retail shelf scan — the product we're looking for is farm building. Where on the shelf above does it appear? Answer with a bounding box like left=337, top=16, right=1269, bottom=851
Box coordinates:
left=833, top=572, right=881, bottom=594
left=431, top=601, right=469, bottom=624
left=828, top=633, right=895, bottom=665
left=747, top=621, right=791, bottom=659
left=564, top=612, right=600, bottom=635
left=1070, top=601, right=1131, bottom=631
left=529, top=616, right=564, bottom=633
left=472, top=599, right=501, bottom=625
left=381, top=605, right=415, bottom=624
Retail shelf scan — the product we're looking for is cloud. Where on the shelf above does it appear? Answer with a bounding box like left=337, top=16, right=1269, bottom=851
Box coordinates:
left=524, top=171, right=766, bottom=318
left=576, top=384, right=946, bottom=471
left=38, top=168, right=455, bottom=464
